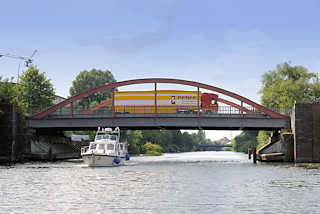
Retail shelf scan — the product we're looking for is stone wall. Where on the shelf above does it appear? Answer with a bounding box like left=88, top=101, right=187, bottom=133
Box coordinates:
left=292, top=104, right=320, bottom=162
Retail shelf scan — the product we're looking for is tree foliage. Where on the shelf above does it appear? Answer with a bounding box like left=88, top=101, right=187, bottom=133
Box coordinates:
left=143, top=142, right=163, bottom=156
left=232, top=130, right=259, bottom=153
left=17, top=66, right=55, bottom=110
left=260, top=62, right=320, bottom=112
left=0, top=76, right=16, bottom=115
left=126, top=130, right=144, bottom=155
left=0, top=76, right=16, bottom=105
left=254, top=62, right=320, bottom=150
left=121, top=130, right=211, bottom=155
left=257, top=131, right=272, bottom=149
left=69, top=69, right=116, bottom=108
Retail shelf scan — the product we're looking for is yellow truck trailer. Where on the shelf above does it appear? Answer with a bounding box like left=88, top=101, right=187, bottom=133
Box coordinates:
left=114, top=90, right=218, bottom=114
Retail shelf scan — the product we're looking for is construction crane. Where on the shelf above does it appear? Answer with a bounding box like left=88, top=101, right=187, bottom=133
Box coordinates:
left=0, top=50, right=37, bottom=83
left=0, top=50, right=37, bottom=67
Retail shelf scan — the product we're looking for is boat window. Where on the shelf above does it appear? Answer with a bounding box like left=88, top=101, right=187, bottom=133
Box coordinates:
left=107, top=144, right=114, bottom=150
left=95, top=135, right=103, bottom=140
left=89, top=143, right=97, bottom=150
left=110, top=135, right=117, bottom=141
left=98, top=144, right=104, bottom=150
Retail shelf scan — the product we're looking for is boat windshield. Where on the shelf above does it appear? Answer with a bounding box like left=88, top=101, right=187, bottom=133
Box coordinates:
left=95, top=134, right=110, bottom=140
left=89, top=143, right=97, bottom=150
left=95, top=133, right=117, bottom=141
left=110, top=135, right=117, bottom=141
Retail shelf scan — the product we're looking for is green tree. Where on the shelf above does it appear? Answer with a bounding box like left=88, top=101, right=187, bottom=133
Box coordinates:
left=17, top=66, right=55, bottom=110
left=258, top=62, right=320, bottom=149
left=257, top=131, right=272, bottom=149
left=260, top=62, right=320, bottom=112
left=310, top=74, right=320, bottom=104
left=69, top=69, right=116, bottom=109
left=142, top=142, right=163, bottom=156
left=123, top=129, right=217, bottom=156
left=196, top=130, right=206, bottom=144
left=127, top=130, right=143, bottom=155
left=0, top=76, right=16, bottom=105
left=232, top=131, right=259, bottom=153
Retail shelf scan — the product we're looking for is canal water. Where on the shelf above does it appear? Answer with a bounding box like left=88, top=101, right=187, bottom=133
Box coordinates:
left=1, top=151, right=320, bottom=214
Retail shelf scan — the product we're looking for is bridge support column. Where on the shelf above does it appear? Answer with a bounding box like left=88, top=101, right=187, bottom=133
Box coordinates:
left=292, top=104, right=320, bottom=162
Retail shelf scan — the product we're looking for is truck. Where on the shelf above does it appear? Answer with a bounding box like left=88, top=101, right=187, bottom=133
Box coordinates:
left=114, top=90, right=218, bottom=114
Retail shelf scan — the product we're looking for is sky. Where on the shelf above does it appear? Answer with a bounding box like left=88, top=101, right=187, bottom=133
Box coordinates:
left=1, top=0, right=320, bottom=140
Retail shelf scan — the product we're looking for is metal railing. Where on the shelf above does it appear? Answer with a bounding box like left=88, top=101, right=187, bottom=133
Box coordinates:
left=30, top=104, right=292, bottom=118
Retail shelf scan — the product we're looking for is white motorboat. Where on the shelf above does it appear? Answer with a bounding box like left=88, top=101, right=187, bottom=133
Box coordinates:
left=81, top=127, right=130, bottom=167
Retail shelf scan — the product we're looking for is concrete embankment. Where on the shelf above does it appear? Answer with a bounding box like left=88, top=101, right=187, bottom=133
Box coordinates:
left=25, top=135, right=83, bottom=161
left=0, top=104, right=83, bottom=164
left=257, top=132, right=294, bottom=162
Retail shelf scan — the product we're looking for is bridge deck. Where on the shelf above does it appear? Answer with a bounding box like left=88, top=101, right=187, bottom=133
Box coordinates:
left=27, top=114, right=290, bottom=131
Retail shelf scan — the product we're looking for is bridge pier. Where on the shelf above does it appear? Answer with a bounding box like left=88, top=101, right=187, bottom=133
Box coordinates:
left=291, top=104, right=320, bottom=162
left=257, top=104, right=320, bottom=163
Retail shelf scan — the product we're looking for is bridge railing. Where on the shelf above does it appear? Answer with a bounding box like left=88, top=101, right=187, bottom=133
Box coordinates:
left=251, top=106, right=292, bottom=117
left=34, top=105, right=289, bottom=118
left=29, top=103, right=292, bottom=118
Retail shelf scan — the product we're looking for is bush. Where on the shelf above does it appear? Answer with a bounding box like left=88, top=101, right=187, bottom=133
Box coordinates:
left=143, top=142, right=163, bottom=156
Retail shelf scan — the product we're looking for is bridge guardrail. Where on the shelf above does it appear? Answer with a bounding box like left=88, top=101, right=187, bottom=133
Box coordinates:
left=29, top=105, right=290, bottom=118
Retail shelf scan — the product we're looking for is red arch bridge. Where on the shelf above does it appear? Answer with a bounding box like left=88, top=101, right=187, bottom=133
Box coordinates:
left=27, top=78, right=290, bottom=131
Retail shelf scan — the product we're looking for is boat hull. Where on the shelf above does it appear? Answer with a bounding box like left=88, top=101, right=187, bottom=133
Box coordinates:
left=82, top=154, right=125, bottom=167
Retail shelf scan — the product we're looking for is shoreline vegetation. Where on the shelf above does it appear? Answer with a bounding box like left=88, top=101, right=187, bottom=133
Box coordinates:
left=73, top=129, right=224, bottom=156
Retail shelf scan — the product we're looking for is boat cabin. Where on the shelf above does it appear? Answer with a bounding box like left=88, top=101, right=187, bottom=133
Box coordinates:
left=82, top=129, right=127, bottom=157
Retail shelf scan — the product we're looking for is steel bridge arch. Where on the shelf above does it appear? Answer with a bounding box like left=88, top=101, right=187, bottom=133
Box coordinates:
left=31, top=78, right=287, bottom=119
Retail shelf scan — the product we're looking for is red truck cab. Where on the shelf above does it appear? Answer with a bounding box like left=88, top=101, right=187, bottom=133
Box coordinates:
left=201, top=93, right=218, bottom=114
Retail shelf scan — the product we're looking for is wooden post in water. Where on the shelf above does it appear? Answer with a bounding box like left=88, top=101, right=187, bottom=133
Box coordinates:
left=253, top=148, right=257, bottom=164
